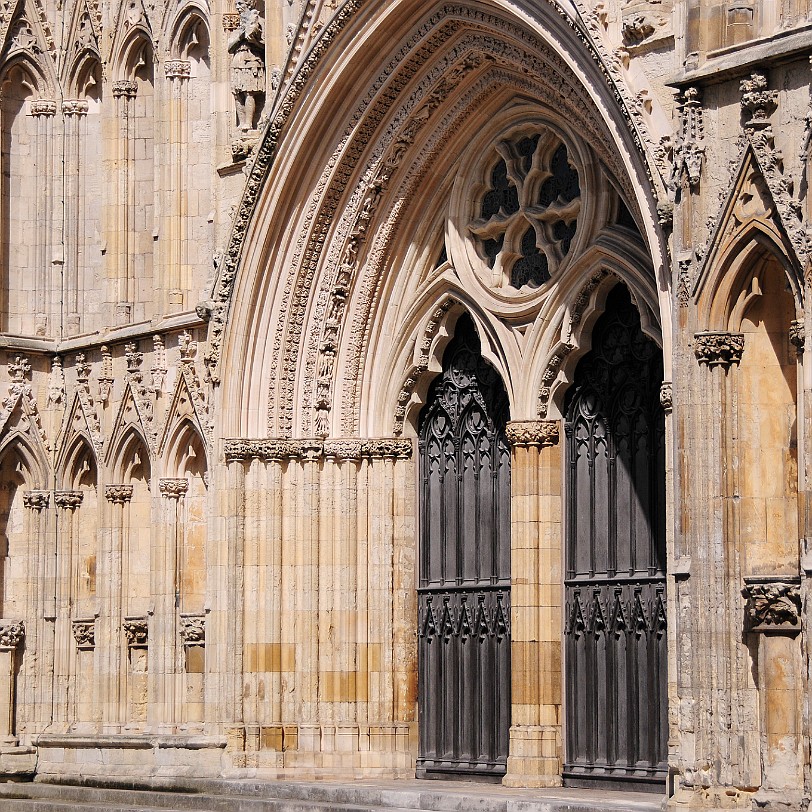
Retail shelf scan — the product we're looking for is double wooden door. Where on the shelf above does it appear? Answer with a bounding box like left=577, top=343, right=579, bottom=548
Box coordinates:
left=416, top=315, right=511, bottom=779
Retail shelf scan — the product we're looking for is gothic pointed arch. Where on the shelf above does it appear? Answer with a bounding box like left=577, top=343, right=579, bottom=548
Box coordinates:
left=62, top=0, right=101, bottom=91
left=60, top=433, right=97, bottom=491
left=107, top=387, right=153, bottom=479
left=55, top=393, right=101, bottom=482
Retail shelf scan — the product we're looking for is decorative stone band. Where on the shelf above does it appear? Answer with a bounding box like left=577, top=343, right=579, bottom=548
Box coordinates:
left=159, top=478, right=189, bottom=499
left=742, top=577, right=801, bottom=632
left=54, top=490, right=84, bottom=510
left=224, top=438, right=413, bottom=462
left=23, top=490, right=50, bottom=511
left=72, top=619, right=95, bottom=650
left=123, top=616, right=148, bottom=648
left=505, top=420, right=560, bottom=448
left=0, top=620, right=24, bottom=651
left=30, top=99, right=57, bottom=116
left=659, top=382, right=673, bottom=413
left=105, top=485, right=134, bottom=504
left=165, top=60, right=191, bottom=79
left=693, top=331, right=744, bottom=368
left=61, top=99, right=89, bottom=116
left=112, top=80, right=138, bottom=99
left=790, top=319, right=805, bottom=351
left=180, top=614, right=205, bottom=646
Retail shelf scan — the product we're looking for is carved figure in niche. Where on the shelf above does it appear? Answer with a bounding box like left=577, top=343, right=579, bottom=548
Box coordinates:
left=228, top=0, right=265, bottom=132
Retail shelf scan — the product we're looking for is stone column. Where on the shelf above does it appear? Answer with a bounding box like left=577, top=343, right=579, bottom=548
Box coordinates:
left=155, top=477, right=188, bottom=728
left=503, top=420, right=563, bottom=788
left=164, top=61, right=190, bottom=313
left=111, top=81, right=137, bottom=325
left=741, top=579, right=804, bottom=809
left=61, top=101, right=89, bottom=335
left=53, top=490, right=84, bottom=728
left=180, top=614, right=205, bottom=725
left=123, top=616, right=148, bottom=725
left=30, top=100, right=56, bottom=336
left=0, top=621, right=24, bottom=742
left=71, top=618, right=96, bottom=728
left=101, top=484, right=132, bottom=731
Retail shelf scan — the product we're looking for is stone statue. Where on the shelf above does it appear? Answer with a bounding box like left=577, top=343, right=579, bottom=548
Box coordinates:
left=228, top=0, right=265, bottom=132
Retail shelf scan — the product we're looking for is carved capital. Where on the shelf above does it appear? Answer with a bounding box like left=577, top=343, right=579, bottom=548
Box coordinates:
left=180, top=614, right=205, bottom=645
left=790, top=319, right=805, bottom=351
left=693, top=331, right=744, bottom=368
left=742, top=578, right=801, bottom=631
left=659, top=382, right=673, bottom=413
left=506, top=420, right=560, bottom=448
left=105, top=484, right=133, bottom=504
left=62, top=99, right=88, bottom=116
left=159, top=478, right=188, bottom=499
left=31, top=99, right=57, bottom=116
left=364, top=439, right=413, bottom=459
left=72, top=619, right=95, bottom=650
left=165, top=59, right=191, bottom=79
left=0, top=620, right=24, bottom=650
left=112, top=80, right=137, bottom=99
left=23, top=490, right=49, bottom=511
left=123, top=616, right=148, bottom=647
left=323, top=440, right=364, bottom=460
left=54, top=490, right=84, bottom=510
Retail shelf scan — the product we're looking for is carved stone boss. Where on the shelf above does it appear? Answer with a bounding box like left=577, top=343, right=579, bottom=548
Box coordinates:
left=505, top=420, right=560, bottom=448
left=742, top=578, right=801, bottom=632
left=123, top=617, right=148, bottom=648
left=72, top=619, right=95, bottom=650
left=693, top=331, right=744, bottom=367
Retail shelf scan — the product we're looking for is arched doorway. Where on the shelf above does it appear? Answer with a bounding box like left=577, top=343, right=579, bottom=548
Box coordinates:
left=416, top=314, right=511, bottom=779
left=563, top=283, right=667, bottom=788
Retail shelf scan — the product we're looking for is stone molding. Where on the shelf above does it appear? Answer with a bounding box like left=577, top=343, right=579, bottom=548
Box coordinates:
left=505, top=421, right=559, bottom=448
left=0, top=620, right=24, bottom=651
left=72, top=619, right=95, bottom=650
left=180, top=614, right=205, bottom=646
left=224, top=438, right=413, bottom=462
left=105, top=484, right=134, bottom=504
left=742, top=578, right=801, bottom=631
left=159, top=478, right=189, bottom=499
left=693, top=331, right=744, bottom=367
left=62, top=100, right=89, bottom=116
left=165, top=60, right=191, bottom=79
left=112, top=80, right=137, bottom=99
left=23, top=490, right=49, bottom=511
left=123, top=617, right=148, bottom=648
left=54, top=490, right=83, bottom=510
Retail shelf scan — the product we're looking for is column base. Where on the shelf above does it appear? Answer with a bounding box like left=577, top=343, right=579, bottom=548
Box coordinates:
left=503, top=725, right=562, bottom=787
left=0, top=744, right=37, bottom=778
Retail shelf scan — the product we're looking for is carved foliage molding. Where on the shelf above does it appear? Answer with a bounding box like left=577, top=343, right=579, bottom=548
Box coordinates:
left=54, top=490, right=83, bottom=510
left=23, top=490, right=49, bottom=510
left=742, top=579, right=801, bottom=631
left=0, top=620, right=24, bottom=650
left=123, top=616, right=148, bottom=648
left=159, top=478, right=188, bottom=499
left=223, top=437, right=413, bottom=462
left=693, top=331, right=744, bottom=368
left=105, top=484, right=133, bottom=504
left=505, top=420, right=560, bottom=448
left=180, top=614, right=205, bottom=645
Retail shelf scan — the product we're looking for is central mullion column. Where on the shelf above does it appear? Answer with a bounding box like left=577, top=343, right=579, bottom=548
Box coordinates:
left=504, top=420, right=563, bottom=788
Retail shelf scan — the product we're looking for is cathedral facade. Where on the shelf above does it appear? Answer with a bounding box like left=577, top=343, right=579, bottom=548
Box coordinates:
left=0, top=0, right=809, bottom=808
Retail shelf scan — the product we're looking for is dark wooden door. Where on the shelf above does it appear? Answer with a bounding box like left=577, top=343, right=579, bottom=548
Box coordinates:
left=417, top=315, right=511, bottom=779
left=563, top=284, right=667, bottom=788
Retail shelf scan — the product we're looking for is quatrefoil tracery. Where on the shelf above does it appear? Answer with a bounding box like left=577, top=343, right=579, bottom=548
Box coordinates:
left=469, top=131, right=581, bottom=291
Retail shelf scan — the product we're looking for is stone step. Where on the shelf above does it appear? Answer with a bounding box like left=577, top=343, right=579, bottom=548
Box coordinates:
left=0, top=779, right=665, bottom=812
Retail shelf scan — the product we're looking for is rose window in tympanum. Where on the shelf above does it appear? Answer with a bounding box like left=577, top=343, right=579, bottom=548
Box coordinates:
left=468, top=131, right=581, bottom=291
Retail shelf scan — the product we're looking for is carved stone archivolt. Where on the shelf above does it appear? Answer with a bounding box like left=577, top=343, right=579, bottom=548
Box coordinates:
left=123, top=617, right=148, bottom=648
left=505, top=420, right=560, bottom=448
left=0, top=620, right=25, bottom=651
left=180, top=614, right=205, bottom=646
left=72, top=619, right=95, bottom=650
left=742, top=579, right=801, bottom=631
left=224, top=438, right=413, bottom=462
left=693, top=331, right=744, bottom=368
left=105, top=484, right=134, bottom=504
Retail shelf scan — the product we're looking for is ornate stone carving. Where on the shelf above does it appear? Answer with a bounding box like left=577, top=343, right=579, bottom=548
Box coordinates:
left=165, top=60, right=191, bottom=79
left=790, top=319, right=804, bottom=351
left=0, top=620, right=24, bottom=651
left=180, top=614, right=205, bottom=645
left=621, top=14, right=655, bottom=45
left=74, top=353, right=91, bottom=383
left=62, top=99, right=89, bottom=117
left=228, top=0, right=265, bottom=133
left=105, top=484, right=133, bottom=504
left=0, top=355, right=49, bottom=450
left=72, top=619, right=95, bottom=649
left=659, top=382, right=673, bottom=413
left=742, top=579, right=801, bottom=630
left=150, top=335, right=167, bottom=394
left=98, top=345, right=113, bottom=403
left=740, top=71, right=777, bottom=130
left=222, top=11, right=240, bottom=30
left=48, top=355, right=65, bottom=406
left=224, top=437, right=412, bottom=461
left=23, top=490, right=49, bottom=511
left=673, top=87, right=704, bottom=190
left=9, top=355, right=31, bottom=386
left=123, top=617, right=148, bottom=648
left=159, top=478, right=188, bottom=499
left=676, top=257, right=692, bottom=307
left=112, top=80, right=137, bottom=99
left=506, top=421, right=560, bottom=448
left=30, top=99, right=57, bottom=116
left=54, top=490, right=83, bottom=510
left=73, top=354, right=103, bottom=456
left=693, top=332, right=744, bottom=367
left=537, top=344, right=573, bottom=418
